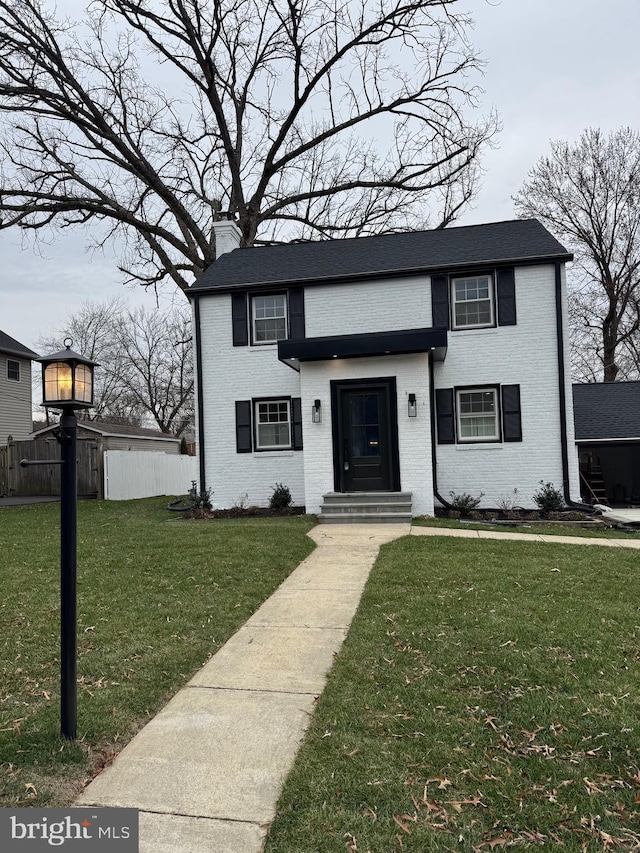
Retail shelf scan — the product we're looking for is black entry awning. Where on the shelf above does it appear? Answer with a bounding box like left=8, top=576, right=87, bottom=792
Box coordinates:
left=278, top=327, right=447, bottom=370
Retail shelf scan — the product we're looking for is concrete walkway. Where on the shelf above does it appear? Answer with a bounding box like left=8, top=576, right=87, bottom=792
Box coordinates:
left=76, top=521, right=640, bottom=852
left=410, top=523, right=640, bottom=548
left=76, top=523, right=410, bottom=852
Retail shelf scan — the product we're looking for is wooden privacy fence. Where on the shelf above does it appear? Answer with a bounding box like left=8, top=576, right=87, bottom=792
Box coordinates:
left=0, top=438, right=100, bottom=498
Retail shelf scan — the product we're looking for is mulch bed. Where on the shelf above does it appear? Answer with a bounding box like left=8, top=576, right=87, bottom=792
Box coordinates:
left=181, top=505, right=307, bottom=519
left=434, top=507, right=604, bottom=524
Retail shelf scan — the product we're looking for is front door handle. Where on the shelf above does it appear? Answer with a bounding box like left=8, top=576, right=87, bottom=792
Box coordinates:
left=343, top=438, right=350, bottom=471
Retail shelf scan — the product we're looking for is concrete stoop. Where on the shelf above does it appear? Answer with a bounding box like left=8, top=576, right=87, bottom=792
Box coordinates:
left=318, top=491, right=413, bottom=523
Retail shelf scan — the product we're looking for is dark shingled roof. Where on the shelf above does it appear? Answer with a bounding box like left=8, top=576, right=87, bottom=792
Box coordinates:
left=573, top=382, right=640, bottom=441
left=33, top=419, right=180, bottom=441
left=190, top=218, right=572, bottom=292
left=0, top=330, right=39, bottom=359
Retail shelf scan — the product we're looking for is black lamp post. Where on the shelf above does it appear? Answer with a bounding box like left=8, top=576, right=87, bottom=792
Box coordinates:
left=37, top=339, right=97, bottom=740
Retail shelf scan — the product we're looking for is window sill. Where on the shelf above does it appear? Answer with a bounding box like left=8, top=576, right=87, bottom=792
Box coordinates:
left=451, top=327, right=498, bottom=337
left=254, top=450, right=295, bottom=458
left=455, top=442, right=503, bottom=451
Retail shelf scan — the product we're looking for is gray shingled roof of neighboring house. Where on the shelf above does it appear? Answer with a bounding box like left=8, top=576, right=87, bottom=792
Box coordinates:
left=190, top=218, right=572, bottom=292
left=32, top=419, right=179, bottom=441
left=573, top=382, right=640, bottom=441
left=0, top=330, right=39, bottom=359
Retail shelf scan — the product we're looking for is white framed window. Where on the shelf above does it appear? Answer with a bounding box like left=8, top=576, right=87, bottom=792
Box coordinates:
left=452, top=274, right=494, bottom=329
left=7, top=359, right=20, bottom=381
left=456, top=388, right=499, bottom=442
left=255, top=399, right=292, bottom=449
left=252, top=294, right=287, bottom=344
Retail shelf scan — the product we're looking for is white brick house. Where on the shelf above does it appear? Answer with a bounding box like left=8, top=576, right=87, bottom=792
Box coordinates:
left=188, top=219, right=581, bottom=518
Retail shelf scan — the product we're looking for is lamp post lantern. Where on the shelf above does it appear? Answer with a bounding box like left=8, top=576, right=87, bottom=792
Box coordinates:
left=37, top=339, right=97, bottom=740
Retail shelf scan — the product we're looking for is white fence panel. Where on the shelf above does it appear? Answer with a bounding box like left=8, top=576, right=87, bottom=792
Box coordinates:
left=104, top=450, right=198, bottom=501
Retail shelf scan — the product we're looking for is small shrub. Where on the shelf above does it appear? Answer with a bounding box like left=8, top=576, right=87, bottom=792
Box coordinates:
left=269, top=483, right=292, bottom=511
left=193, top=487, right=212, bottom=511
left=497, top=489, right=518, bottom=512
left=233, top=492, right=249, bottom=511
left=448, top=490, right=485, bottom=516
left=532, top=481, right=564, bottom=514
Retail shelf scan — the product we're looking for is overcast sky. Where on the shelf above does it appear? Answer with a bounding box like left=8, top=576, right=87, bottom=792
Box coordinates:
left=2, top=0, right=640, bottom=353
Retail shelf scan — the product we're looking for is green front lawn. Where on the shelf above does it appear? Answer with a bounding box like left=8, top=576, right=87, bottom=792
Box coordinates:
left=266, top=535, right=640, bottom=852
left=0, top=498, right=315, bottom=806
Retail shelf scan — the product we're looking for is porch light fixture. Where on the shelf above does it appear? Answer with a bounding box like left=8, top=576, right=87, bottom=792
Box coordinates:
left=36, top=339, right=98, bottom=741
left=408, top=393, right=417, bottom=418
left=312, top=398, right=322, bottom=423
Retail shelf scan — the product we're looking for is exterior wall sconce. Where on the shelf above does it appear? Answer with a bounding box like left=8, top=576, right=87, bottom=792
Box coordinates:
left=312, top=399, right=322, bottom=423
left=408, top=393, right=417, bottom=417
left=35, top=339, right=98, bottom=740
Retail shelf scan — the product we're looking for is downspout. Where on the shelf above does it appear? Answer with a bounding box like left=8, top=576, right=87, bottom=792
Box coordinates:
left=192, top=294, right=207, bottom=495
left=554, top=261, right=593, bottom=511
left=429, top=351, right=455, bottom=511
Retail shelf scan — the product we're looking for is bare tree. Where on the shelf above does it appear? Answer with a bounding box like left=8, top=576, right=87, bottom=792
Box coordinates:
left=0, top=0, right=498, bottom=295
left=514, top=127, right=640, bottom=383
left=37, top=301, right=194, bottom=434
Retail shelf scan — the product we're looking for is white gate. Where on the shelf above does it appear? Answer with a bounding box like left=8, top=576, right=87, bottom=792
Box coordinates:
left=104, top=451, right=198, bottom=501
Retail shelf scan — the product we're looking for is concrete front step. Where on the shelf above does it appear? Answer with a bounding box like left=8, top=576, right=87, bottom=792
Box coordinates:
left=319, top=512, right=413, bottom=524
left=322, top=491, right=412, bottom=505
left=318, top=491, right=413, bottom=524
left=324, top=502, right=412, bottom=515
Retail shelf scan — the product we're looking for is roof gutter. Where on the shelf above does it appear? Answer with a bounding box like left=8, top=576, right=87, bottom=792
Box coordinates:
left=554, top=261, right=593, bottom=512
left=192, top=294, right=207, bottom=494
left=429, top=351, right=455, bottom=511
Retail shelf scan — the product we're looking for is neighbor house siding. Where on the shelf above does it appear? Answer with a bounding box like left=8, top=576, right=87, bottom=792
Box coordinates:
left=101, top=436, right=180, bottom=453
left=434, top=264, right=580, bottom=508
left=197, top=294, right=305, bottom=509
left=0, top=355, right=33, bottom=442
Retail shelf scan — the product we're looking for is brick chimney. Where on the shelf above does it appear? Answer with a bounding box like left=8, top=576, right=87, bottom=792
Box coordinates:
left=211, top=218, right=242, bottom=259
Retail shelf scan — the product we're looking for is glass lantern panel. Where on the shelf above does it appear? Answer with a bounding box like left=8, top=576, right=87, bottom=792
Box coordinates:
left=44, top=362, right=73, bottom=402
left=74, top=364, right=93, bottom=403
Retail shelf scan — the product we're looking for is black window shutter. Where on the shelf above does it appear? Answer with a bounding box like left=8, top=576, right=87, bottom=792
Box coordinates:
left=288, top=288, right=305, bottom=339
left=232, top=293, right=249, bottom=346
left=497, top=267, right=517, bottom=326
left=235, top=400, right=252, bottom=452
left=431, top=274, right=450, bottom=330
left=292, top=397, right=303, bottom=450
left=435, top=388, right=455, bottom=444
left=501, top=384, right=522, bottom=442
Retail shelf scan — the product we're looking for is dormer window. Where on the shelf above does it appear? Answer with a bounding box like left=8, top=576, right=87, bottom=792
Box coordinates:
left=451, top=274, right=494, bottom=329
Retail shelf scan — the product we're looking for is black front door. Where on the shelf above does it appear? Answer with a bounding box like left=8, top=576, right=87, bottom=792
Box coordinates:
left=336, top=383, right=395, bottom=492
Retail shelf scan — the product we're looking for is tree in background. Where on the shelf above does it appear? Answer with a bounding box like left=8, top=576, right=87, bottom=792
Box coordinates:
left=0, top=0, right=498, bottom=296
left=37, top=300, right=194, bottom=434
left=514, top=127, right=640, bottom=383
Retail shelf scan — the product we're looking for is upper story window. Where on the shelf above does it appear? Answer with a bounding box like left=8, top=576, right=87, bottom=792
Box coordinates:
left=457, top=388, right=499, bottom=442
left=7, top=359, right=20, bottom=381
left=252, top=294, right=287, bottom=344
left=255, top=398, right=291, bottom=449
left=451, top=274, right=494, bottom=329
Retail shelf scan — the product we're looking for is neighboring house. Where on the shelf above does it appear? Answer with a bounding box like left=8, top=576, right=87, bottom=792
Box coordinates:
left=188, top=218, right=581, bottom=518
left=573, top=381, right=640, bottom=505
left=0, top=330, right=39, bottom=442
left=32, top=419, right=181, bottom=453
